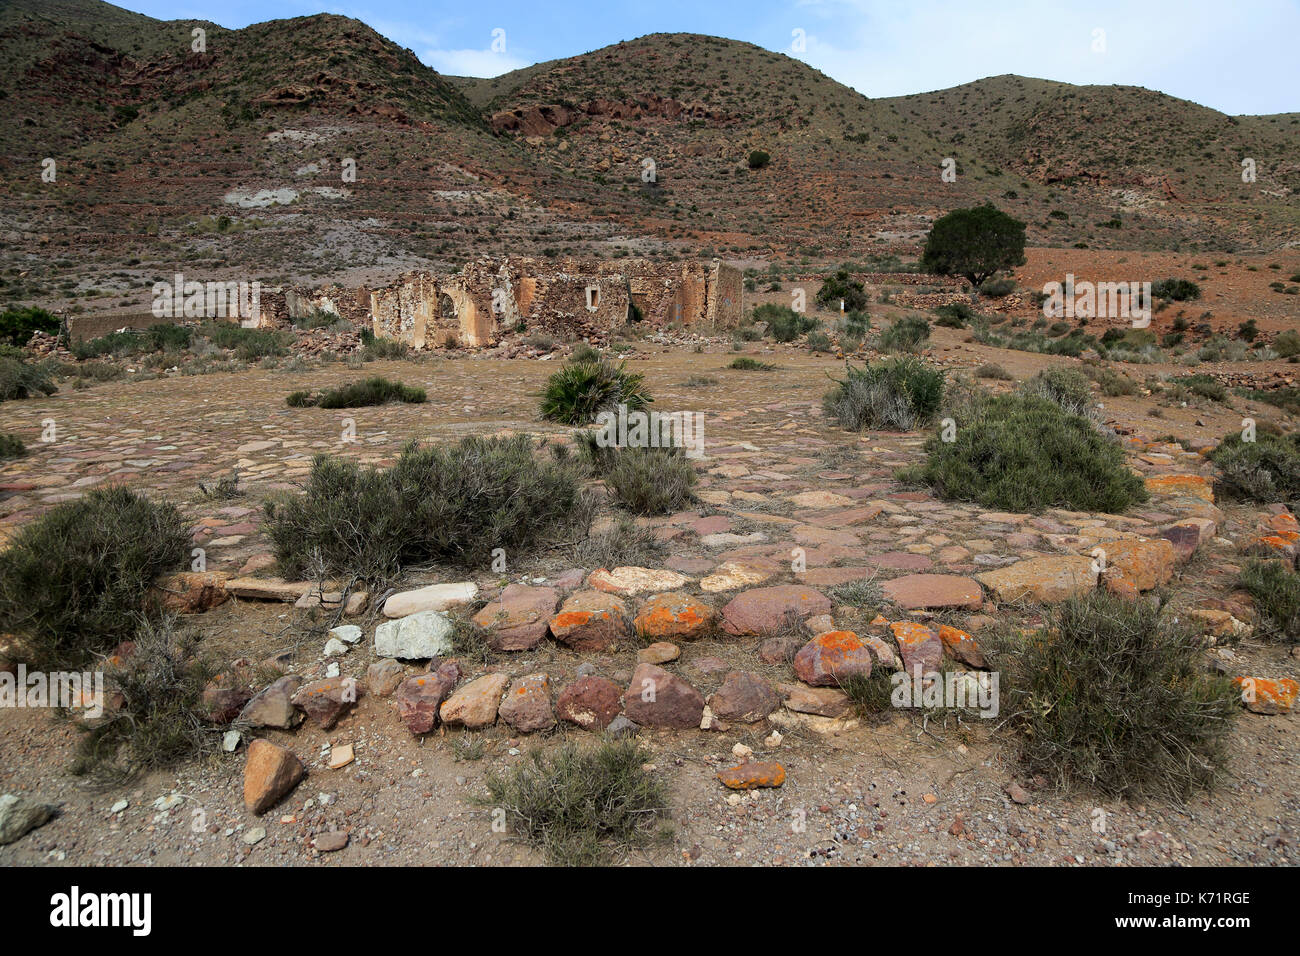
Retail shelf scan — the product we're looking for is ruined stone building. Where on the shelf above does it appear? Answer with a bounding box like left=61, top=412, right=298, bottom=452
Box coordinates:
left=365, top=256, right=742, bottom=349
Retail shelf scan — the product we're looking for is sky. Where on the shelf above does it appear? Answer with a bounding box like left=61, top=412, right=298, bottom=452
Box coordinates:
left=114, top=0, right=1300, bottom=115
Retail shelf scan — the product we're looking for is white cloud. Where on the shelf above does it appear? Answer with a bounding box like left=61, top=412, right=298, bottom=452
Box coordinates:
left=421, top=48, right=530, bottom=77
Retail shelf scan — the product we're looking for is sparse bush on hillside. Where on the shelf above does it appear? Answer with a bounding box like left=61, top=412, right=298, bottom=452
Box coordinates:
left=998, top=592, right=1237, bottom=799
left=747, top=150, right=771, bottom=170
left=920, top=205, right=1027, bottom=286
left=1209, top=430, right=1300, bottom=502
left=975, top=362, right=1013, bottom=380
left=0, top=486, right=189, bottom=669
left=1238, top=560, right=1300, bottom=643
left=908, top=393, right=1147, bottom=513
left=539, top=358, right=651, bottom=425
left=584, top=444, right=698, bottom=516
left=752, top=303, right=818, bottom=343
left=0, top=307, right=60, bottom=346
left=1273, top=330, right=1300, bottom=358
left=823, top=357, right=944, bottom=431
left=200, top=322, right=291, bottom=361
left=816, top=270, right=870, bottom=313
left=1019, top=367, right=1093, bottom=417
left=879, top=315, right=931, bottom=353
left=0, top=432, right=25, bottom=459
left=979, top=277, right=1016, bottom=297
left=572, top=514, right=666, bottom=569
left=1151, top=278, right=1202, bottom=302
left=0, top=345, right=57, bottom=401
left=360, top=328, right=409, bottom=360
left=933, top=302, right=974, bottom=328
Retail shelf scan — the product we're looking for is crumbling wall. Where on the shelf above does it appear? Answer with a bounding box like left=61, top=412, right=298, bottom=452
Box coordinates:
left=361, top=256, right=744, bottom=350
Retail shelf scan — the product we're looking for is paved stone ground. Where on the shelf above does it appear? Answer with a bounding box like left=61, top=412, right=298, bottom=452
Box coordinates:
left=1, top=342, right=1297, bottom=866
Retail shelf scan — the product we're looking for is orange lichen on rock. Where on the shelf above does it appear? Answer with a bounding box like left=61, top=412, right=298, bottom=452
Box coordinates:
left=1144, top=474, right=1214, bottom=502
left=1233, top=676, right=1299, bottom=715
left=717, top=761, right=786, bottom=789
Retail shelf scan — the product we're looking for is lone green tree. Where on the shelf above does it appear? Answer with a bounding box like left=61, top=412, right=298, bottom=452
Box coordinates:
left=920, top=205, right=1027, bottom=286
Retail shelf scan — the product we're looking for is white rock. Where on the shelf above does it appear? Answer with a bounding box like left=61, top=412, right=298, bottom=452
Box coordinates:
left=323, top=637, right=349, bottom=657
left=110, top=799, right=129, bottom=813
left=329, top=624, right=362, bottom=644
left=374, top=609, right=455, bottom=659
left=325, top=662, right=341, bottom=678
left=731, top=742, right=754, bottom=760
left=243, top=827, right=267, bottom=845
left=222, top=730, right=241, bottom=753
left=382, top=582, right=478, bottom=618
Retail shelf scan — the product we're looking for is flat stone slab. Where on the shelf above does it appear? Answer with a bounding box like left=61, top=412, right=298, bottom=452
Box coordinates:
left=383, top=582, right=478, bottom=618
left=881, top=574, right=983, bottom=611
left=588, top=566, right=690, bottom=595
left=976, top=555, right=1097, bottom=604
left=374, top=610, right=455, bottom=659
left=721, top=585, right=833, bottom=636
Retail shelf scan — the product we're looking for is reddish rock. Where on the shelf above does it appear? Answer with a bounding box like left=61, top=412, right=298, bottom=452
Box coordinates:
left=1100, top=538, right=1177, bottom=592
left=718, top=761, right=786, bottom=789
left=201, top=673, right=253, bottom=724
left=440, top=672, right=510, bottom=729
left=291, top=677, right=363, bottom=730
left=633, top=592, right=716, bottom=640
left=549, top=591, right=630, bottom=651
left=555, top=676, right=623, bottom=730
left=624, top=663, right=705, bottom=729
left=759, top=634, right=802, bottom=664
left=239, top=675, right=303, bottom=729
left=778, top=682, right=851, bottom=717
left=721, top=585, right=832, bottom=636
left=472, top=584, right=559, bottom=651
left=365, top=659, right=405, bottom=697
left=708, top=671, right=780, bottom=722
left=243, top=739, right=304, bottom=815
left=498, top=673, right=555, bottom=733
left=881, top=574, right=983, bottom=611
left=793, top=631, right=873, bottom=686
left=1233, top=676, right=1298, bottom=715
left=937, top=624, right=986, bottom=668
left=637, top=641, right=680, bottom=664
left=394, top=662, right=461, bottom=734
left=890, top=621, right=943, bottom=675
left=155, top=571, right=230, bottom=613
left=866, top=552, right=934, bottom=571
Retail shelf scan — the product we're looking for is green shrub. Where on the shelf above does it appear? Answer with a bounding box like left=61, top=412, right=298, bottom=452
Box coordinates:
left=816, top=270, right=870, bottom=313
left=823, top=357, right=944, bottom=431
left=1209, top=430, right=1300, bottom=501
left=1152, top=278, right=1201, bottom=302
left=728, top=357, right=776, bottom=371
left=839, top=310, right=871, bottom=337
left=0, top=486, right=189, bottom=669
left=200, top=322, right=291, bottom=361
left=1019, top=367, right=1093, bottom=417
left=752, top=303, right=817, bottom=342
left=0, top=307, right=60, bottom=346
left=747, top=150, right=771, bottom=170
left=0, top=432, right=26, bottom=459
left=806, top=330, right=833, bottom=352
left=912, top=394, right=1147, bottom=512
left=539, top=359, right=651, bottom=425
left=359, top=329, right=409, bottom=360
left=266, top=435, right=582, bottom=580
left=481, top=740, right=671, bottom=865
left=1274, top=330, right=1300, bottom=358
left=933, top=302, right=974, bottom=328
left=288, top=376, right=427, bottom=409
left=979, top=277, right=1016, bottom=297
left=1000, top=592, right=1236, bottom=799
left=878, top=315, right=931, bottom=353
left=1083, top=365, right=1137, bottom=396
left=1238, top=560, right=1300, bottom=642
left=975, top=362, right=1013, bottom=380
left=0, top=347, right=57, bottom=401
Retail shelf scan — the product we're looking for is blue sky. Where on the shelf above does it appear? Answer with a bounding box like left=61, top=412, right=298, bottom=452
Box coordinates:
left=116, top=0, right=1300, bottom=115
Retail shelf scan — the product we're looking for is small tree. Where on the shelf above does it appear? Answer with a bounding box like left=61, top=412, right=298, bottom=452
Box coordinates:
left=920, top=205, right=1027, bottom=286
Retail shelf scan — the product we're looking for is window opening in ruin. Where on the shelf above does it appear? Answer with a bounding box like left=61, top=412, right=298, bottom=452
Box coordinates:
left=585, top=286, right=599, bottom=311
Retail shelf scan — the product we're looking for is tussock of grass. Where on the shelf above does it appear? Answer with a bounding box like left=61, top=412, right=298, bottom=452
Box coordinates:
left=286, top=376, right=427, bottom=409
left=590, top=445, right=698, bottom=516
left=1018, top=367, right=1093, bottom=417
left=998, top=592, right=1237, bottom=799
left=0, top=431, right=25, bottom=459
left=728, top=356, right=776, bottom=371
left=0, top=486, right=189, bottom=669
left=879, top=315, right=931, bottom=353
left=573, top=515, right=666, bottom=568
left=481, top=740, right=671, bottom=865
left=539, top=358, right=651, bottom=425
left=0, top=346, right=57, bottom=402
